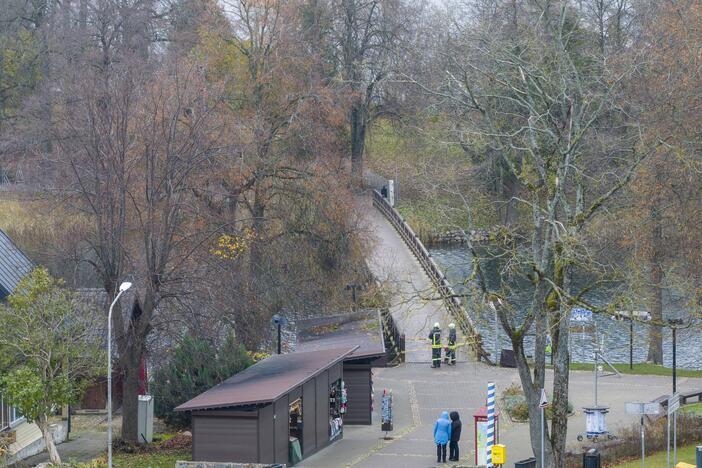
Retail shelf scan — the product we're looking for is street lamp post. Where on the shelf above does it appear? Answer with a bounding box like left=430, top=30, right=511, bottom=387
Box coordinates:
left=667, top=318, right=684, bottom=468
left=345, top=283, right=364, bottom=308
left=667, top=319, right=684, bottom=394
left=108, top=281, right=132, bottom=468
left=271, top=314, right=286, bottom=354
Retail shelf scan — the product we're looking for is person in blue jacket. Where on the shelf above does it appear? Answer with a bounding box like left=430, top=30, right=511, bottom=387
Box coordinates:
left=433, top=411, right=452, bottom=463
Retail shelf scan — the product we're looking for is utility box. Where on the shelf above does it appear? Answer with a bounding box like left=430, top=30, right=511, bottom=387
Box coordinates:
left=137, top=394, right=154, bottom=443
left=493, top=444, right=506, bottom=465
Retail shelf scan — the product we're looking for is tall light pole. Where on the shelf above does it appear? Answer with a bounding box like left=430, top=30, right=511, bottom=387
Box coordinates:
left=108, top=281, right=132, bottom=468
left=271, top=314, right=287, bottom=354
left=667, top=318, right=684, bottom=468
left=667, top=319, right=684, bottom=394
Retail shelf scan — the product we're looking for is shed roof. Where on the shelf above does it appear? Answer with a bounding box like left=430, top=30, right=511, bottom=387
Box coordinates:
left=0, top=229, right=33, bottom=299
left=295, top=310, right=386, bottom=361
left=176, top=347, right=357, bottom=412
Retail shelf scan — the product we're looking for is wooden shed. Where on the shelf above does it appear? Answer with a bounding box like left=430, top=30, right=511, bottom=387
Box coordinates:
left=296, top=310, right=387, bottom=425
left=176, top=347, right=357, bottom=465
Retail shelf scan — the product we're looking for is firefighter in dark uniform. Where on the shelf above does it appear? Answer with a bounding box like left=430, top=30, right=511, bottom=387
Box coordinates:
left=446, top=322, right=457, bottom=365
left=429, top=322, right=442, bottom=368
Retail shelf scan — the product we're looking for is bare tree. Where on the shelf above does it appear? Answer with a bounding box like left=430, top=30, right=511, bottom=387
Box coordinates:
left=55, top=54, right=223, bottom=441
left=416, top=2, right=649, bottom=464
left=331, top=0, right=406, bottom=185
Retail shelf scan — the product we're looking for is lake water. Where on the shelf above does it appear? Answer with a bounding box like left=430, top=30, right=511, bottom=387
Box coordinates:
left=429, top=246, right=702, bottom=370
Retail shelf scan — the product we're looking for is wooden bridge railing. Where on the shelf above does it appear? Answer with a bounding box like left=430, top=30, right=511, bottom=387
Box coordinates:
left=372, top=190, right=492, bottom=364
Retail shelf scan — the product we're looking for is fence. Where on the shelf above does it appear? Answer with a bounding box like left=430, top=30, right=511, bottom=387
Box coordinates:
left=371, top=190, right=491, bottom=364
left=380, top=308, right=405, bottom=364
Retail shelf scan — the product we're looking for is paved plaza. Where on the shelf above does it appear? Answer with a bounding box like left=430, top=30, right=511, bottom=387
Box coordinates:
left=300, top=362, right=702, bottom=467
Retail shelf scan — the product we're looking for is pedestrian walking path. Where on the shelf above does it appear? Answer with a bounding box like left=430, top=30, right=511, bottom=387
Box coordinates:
left=362, top=196, right=468, bottom=364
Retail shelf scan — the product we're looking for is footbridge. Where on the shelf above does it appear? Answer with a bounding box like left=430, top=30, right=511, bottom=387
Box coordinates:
left=363, top=189, right=490, bottom=365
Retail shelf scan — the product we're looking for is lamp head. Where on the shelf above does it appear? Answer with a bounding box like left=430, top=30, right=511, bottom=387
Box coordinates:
left=119, top=282, right=133, bottom=292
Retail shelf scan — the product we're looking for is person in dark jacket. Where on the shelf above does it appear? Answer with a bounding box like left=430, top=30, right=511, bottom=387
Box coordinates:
left=446, top=323, right=457, bottom=365
left=448, top=411, right=462, bottom=461
left=433, top=411, right=451, bottom=463
left=429, top=322, right=441, bottom=368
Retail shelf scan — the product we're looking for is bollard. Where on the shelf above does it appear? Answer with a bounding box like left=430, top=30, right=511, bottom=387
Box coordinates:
left=697, top=446, right=702, bottom=468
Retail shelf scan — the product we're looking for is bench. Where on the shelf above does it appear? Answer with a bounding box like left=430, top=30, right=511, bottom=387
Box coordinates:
left=680, top=390, right=702, bottom=404
left=652, top=394, right=670, bottom=407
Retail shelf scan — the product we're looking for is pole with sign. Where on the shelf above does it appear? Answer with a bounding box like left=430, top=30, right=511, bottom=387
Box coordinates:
left=540, top=389, right=548, bottom=468
left=667, top=392, right=680, bottom=468
left=626, top=402, right=660, bottom=468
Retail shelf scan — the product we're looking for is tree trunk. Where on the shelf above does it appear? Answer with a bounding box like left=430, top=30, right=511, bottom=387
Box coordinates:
left=350, top=101, right=366, bottom=187
left=647, top=206, right=664, bottom=364
left=512, top=334, right=552, bottom=467
left=120, top=356, right=142, bottom=442
left=39, top=418, right=61, bottom=465
left=117, top=301, right=149, bottom=444
left=549, top=267, right=573, bottom=468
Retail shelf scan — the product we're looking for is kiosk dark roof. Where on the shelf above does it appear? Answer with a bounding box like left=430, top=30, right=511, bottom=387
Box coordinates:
left=176, top=347, right=357, bottom=411
left=295, top=310, right=385, bottom=360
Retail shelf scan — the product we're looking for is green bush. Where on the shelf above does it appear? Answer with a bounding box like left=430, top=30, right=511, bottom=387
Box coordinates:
left=509, top=401, right=530, bottom=421
left=152, top=333, right=252, bottom=428
left=502, top=383, right=523, bottom=397
left=501, top=385, right=573, bottom=422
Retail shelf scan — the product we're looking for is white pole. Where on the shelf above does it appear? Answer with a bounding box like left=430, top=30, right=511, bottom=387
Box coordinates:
left=108, top=284, right=130, bottom=468
left=541, top=406, right=545, bottom=468
left=673, top=410, right=677, bottom=467
left=594, top=348, right=599, bottom=407
left=494, top=307, right=499, bottom=364
left=641, top=416, right=645, bottom=468
left=667, top=412, right=671, bottom=468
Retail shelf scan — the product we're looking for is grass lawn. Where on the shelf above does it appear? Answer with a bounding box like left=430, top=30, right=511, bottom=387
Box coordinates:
left=566, top=362, right=702, bottom=378
left=75, top=450, right=190, bottom=467
left=611, top=443, right=697, bottom=467
left=680, top=402, right=702, bottom=416
left=113, top=450, right=190, bottom=468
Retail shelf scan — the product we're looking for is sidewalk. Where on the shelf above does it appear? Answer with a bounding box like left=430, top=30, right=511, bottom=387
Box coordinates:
left=16, top=415, right=118, bottom=467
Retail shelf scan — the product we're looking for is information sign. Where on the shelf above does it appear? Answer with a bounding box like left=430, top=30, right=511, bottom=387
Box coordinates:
left=571, top=308, right=593, bottom=322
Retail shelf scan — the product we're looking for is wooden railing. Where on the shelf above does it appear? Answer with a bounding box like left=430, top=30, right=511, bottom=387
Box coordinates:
left=380, top=308, right=405, bottom=364
left=372, top=190, right=492, bottom=364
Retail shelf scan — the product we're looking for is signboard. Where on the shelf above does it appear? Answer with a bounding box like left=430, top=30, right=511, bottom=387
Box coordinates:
left=381, top=390, right=393, bottom=432
left=668, top=393, right=680, bottom=415
left=571, top=308, right=593, bottom=322
left=539, top=389, right=549, bottom=408
left=476, top=420, right=488, bottom=465
left=625, top=402, right=660, bottom=415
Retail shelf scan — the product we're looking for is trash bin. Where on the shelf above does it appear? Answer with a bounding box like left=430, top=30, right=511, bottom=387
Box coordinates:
left=137, top=395, right=153, bottom=443
left=515, top=457, right=537, bottom=468
left=583, top=449, right=601, bottom=468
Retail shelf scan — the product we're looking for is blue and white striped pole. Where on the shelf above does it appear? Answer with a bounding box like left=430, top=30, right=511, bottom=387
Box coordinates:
left=487, top=381, right=496, bottom=467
